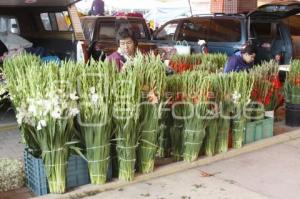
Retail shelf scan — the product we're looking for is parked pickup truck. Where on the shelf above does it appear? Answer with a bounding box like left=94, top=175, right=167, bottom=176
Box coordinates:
left=80, top=16, right=157, bottom=61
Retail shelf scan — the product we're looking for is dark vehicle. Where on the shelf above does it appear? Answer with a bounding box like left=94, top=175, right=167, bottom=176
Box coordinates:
left=80, top=16, right=157, bottom=61
left=0, top=0, right=84, bottom=61
left=153, top=1, right=300, bottom=64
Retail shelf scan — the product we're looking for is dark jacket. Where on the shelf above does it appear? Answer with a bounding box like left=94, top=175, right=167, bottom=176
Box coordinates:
left=224, top=54, right=252, bottom=73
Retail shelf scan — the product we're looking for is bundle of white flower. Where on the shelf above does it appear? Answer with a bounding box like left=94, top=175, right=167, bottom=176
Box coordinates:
left=3, top=54, right=44, bottom=152
left=4, top=54, right=82, bottom=194
left=16, top=89, right=79, bottom=130
left=15, top=89, right=80, bottom=193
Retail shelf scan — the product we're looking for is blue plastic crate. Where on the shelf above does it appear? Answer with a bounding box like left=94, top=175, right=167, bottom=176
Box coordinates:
left=67, top=155, right=90, bottom=188
left=23, top=149, right=48, bottom=196
left=24, top=149, right=91, bottom=196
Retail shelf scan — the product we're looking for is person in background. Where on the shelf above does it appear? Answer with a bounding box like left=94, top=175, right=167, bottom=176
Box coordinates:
left=89, top=0, right=105, bottom=16
left=224, top=43, right=256, bottom=73
left=274, top=52, right=283, bottom=65
left=106, top=28, right=138, bottom=71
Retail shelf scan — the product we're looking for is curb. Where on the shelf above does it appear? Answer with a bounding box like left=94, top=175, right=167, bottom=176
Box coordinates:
left=0, top=122, right=18, bottom=132
left=37, top=129, right=300, bottom=199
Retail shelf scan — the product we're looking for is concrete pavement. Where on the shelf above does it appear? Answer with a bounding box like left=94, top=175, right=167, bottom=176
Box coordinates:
left=0, top=129, right=24, bottom=159
left=84, top=138, right=300, bottom=199
left=0, top=109, right=299, bottom=199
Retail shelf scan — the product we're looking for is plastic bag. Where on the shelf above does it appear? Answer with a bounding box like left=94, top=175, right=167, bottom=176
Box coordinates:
left=174, top=40, right=191, bottom=55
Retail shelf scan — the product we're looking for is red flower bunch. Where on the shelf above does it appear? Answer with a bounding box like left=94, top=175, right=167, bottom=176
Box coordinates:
left=169, top=55, right=201, bottom=73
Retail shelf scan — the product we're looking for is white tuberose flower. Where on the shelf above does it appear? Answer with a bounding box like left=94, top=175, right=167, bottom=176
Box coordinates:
left=51, top=108, right=62, bottom=119
left=43, top=99, right=52, bottom=114
left=28, top=104, right=37, bottom=116
left=91, top=93, right=99, bottom=104
left=69, top=108, right=79, bottom=116
left=70, top=92, right=79, bottom=101
left=37, top=120, right=47, bottom=131
left=90, top=87, right=96, bottom=94
left=16, top=110, right=25, bottom=125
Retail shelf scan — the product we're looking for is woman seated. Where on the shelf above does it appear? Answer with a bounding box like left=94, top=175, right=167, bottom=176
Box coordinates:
left=106, top=28, right=138, bottom=71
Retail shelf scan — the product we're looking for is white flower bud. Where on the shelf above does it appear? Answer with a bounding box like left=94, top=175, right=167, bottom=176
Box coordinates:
left=91, top=93, right=99, bottom=104
left=69, top=108, right=79, bottom=116
left=28, top=104, right=37, bottom=116
left=90, top=87, right=96, bottom=94
left=70, top=92, right=79, bottom=101
left=51, top=108, right=62, bottom=119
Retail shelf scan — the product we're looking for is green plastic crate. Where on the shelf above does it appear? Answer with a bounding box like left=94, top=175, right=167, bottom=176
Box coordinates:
left=244, top=117, right=274, bottom=144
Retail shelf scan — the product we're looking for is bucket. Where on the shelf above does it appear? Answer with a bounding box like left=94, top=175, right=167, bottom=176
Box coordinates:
left=285, top=102, right=300, bottom=126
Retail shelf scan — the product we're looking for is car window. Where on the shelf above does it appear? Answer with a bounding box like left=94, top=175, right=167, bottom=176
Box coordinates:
left=251, top=22, right=280, bottom=41
left=155, top=22, right=178, bottom=40
left=40, top=12, right=72, bottom=32
left=251, top=23, right=271, bottom=38
left=0, top=16, right=20, bottom=34
left=117, top=21, right=147, bottom=40
left=98, top=22, right=116, bottom=40
left=177, top=19, right=209, bottom=42
left=82, top=20, right=96, bottom=41
left=97, top=20, right=147, bottom=40
left=208, top=18, right=241, bottom=42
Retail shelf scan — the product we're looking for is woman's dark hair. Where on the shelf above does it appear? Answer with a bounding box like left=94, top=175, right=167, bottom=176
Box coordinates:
left=240, top=42, right=256, bottom=55
left=117, top=28, right=138, bottom=47
left=88, top=41, right=106, bottom=61
left=0, top=40, right=8, bottom=56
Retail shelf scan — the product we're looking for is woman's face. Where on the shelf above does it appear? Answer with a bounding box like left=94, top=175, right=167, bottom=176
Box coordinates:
left=243, top=52, right=256, bottom=64
left=119, top=37, right=136, bottom=57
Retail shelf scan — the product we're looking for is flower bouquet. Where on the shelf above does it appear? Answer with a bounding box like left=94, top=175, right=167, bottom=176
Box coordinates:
left=134, top=53, right=166, bottom=173
left=77, top=60, right=116, bottom=184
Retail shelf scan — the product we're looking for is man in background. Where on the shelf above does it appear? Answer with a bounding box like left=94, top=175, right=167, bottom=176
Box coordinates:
left=89, top=0, right=105, bottom=16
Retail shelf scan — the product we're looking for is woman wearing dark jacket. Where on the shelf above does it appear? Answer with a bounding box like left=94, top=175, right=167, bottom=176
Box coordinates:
left=224, top=43, right=256, bottom=73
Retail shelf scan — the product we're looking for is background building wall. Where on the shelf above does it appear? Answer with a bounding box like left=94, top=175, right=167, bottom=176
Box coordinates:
left=211, top=0, right=257, bottom=13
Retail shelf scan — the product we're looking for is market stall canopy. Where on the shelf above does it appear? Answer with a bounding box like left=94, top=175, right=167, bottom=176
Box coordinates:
left=145, top=7, right=190, bottom=26
left=0, top=0, right=81, bottom=7
left=76, top=0, right=163, bottom=15
left=75, top=0, right=93, bottom=15
left=106, top=0, right=160, bottom=10
left=145, top=0, right=210, bottom=26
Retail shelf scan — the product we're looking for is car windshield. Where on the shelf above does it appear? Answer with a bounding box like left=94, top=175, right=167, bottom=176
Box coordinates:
left=97, top=20, right=147, bottom=40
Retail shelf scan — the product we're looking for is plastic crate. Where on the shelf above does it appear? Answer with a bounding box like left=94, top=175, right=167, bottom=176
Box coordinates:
left=244, top=117, right=274, bottom=145
left=24, top=149, right=90, bottom=196
left=24, top=149, right=48, bottom=196
left=66, top=155, right=90, bottom=188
